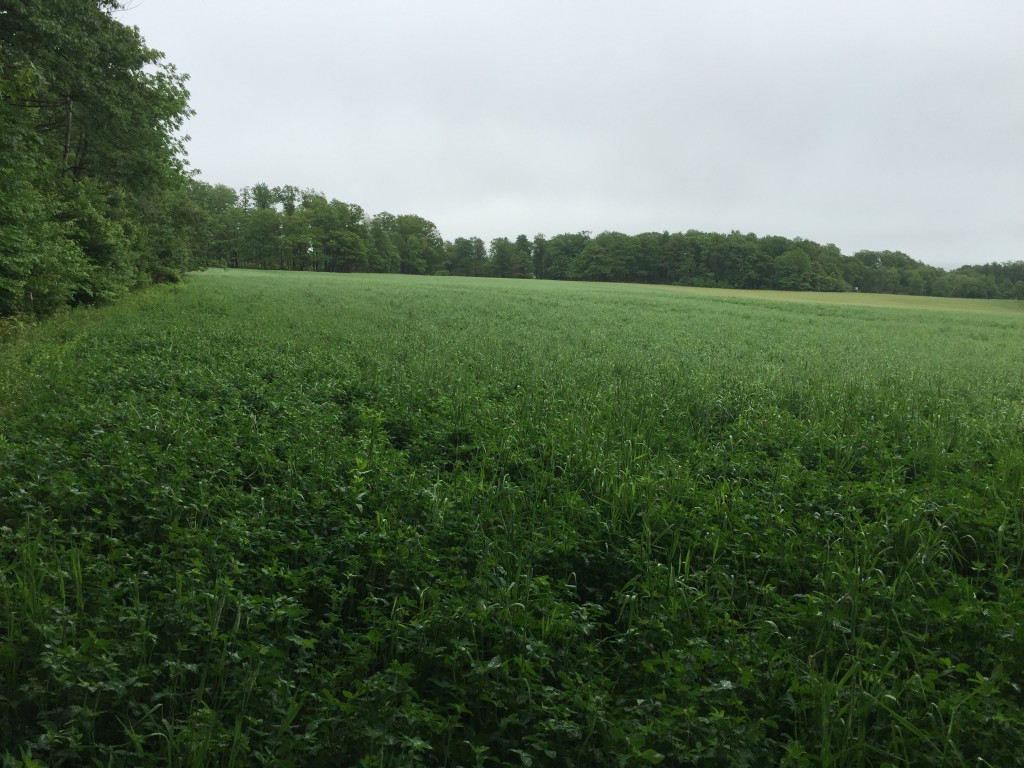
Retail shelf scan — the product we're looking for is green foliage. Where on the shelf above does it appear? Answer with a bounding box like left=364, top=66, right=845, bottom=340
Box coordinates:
left=448, top=237, right=488, bottom=277
left=2, top=273, right=1023, bottom=766
left=395, top=215, right=446, bottom=275
left=0, top=0, right=194, bottom=319
left=570, top=232, right=639, bottom=282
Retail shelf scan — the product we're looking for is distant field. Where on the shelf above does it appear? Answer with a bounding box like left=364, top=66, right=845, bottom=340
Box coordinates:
left=659, top=283, right=1024, bottom=313
left=2, top=270, right=1023, bottom=767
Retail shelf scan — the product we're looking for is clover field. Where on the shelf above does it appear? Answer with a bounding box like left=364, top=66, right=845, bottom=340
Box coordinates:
left=2, top=270, right=1023, bottom=767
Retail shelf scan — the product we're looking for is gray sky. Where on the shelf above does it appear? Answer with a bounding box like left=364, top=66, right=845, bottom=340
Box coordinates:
left=124, top=1, right=1023, bottom=269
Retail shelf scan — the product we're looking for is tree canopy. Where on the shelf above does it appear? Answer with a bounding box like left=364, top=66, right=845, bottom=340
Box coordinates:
left=1, top=0, right=196, bottom=317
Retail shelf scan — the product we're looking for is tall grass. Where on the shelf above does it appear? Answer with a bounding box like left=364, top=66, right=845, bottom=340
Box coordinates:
left=1, top=271, right=1022, bottom=766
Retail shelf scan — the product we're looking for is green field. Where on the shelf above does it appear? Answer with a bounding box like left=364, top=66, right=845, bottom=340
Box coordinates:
left=2, top=270, right=1023, bottom=767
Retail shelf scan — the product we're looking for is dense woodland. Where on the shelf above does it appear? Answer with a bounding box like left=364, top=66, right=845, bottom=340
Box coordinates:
left=0, top=0, right=203, bottom=318
left=2, top=1, right=1022, bottom=321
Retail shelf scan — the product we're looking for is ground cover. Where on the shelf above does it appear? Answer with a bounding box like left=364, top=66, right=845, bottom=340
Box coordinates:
left=1, top=270, right=1022, bottom=767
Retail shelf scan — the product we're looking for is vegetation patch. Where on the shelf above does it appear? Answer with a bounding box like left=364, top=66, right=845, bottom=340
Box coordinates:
left=2, top=271, right=1023, bottom=767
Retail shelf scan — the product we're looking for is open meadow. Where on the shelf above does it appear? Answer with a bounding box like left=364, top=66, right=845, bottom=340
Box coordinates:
left=2, top=270, right=1023, bottom=767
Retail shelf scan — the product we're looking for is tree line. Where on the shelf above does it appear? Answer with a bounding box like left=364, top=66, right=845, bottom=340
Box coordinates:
left=2, top=2, right=1021, bottom=322
left=192, top=181, right=1024, bottom=300
left=0, top=0, right=213, bottom=318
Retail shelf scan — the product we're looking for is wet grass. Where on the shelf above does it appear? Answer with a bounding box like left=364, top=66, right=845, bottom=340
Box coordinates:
left=2, top=270, right=1023, bottom=767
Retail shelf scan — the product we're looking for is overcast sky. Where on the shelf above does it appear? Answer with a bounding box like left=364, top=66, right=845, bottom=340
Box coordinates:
left=124, top=1, right=1023, bottom=269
